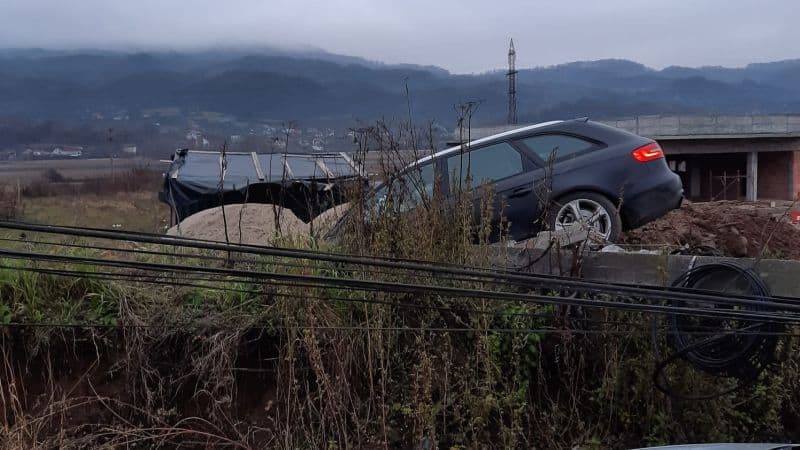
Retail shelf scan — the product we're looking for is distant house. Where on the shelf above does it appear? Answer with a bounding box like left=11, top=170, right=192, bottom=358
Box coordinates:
left=51, top=145, right=83, bottom=158
left=186, top=130, right=203, bottom=141
left=24, top=147, right=51, bottom=159
left=112, top=111, right=129, bottom=121
left=122, top=145, right=138, bottom=156
left=312, top=138, right=325, bottom=152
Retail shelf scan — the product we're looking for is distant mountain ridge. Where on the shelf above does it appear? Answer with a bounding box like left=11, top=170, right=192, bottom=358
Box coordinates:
left=1, top=49, right=799, bottom=126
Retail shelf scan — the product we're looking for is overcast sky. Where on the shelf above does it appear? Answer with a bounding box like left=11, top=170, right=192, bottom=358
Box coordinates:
left=0, top=0, right=798, bottom=73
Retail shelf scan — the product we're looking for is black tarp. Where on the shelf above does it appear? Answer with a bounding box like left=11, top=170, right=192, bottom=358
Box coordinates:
left=159, top=149, right=364, bottom=222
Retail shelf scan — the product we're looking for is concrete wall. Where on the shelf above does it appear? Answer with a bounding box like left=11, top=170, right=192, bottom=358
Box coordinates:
left=505, top=249, right=800, bottom=297
left=465, top=115, right=800, bottom=141
left=793, top=152, right=800, bottom=200
left=659, top=137, right=800, bottom=155
left=602, top=114, right=800, bottom=138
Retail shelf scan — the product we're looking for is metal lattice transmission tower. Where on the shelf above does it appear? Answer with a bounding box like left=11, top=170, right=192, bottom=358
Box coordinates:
left=507, top=38, right=518, bottom=125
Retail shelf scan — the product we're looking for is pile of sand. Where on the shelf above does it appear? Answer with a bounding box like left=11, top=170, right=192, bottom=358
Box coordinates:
left=308, top=202, right=351, bottom=238
left=621, top=200, right=800, bottom=259
left=167, top=204, right=310, bottom=245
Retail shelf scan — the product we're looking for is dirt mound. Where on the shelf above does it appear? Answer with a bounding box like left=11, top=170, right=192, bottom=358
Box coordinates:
left=309, top=202, right=351, bottom=238
left=167, top=203, right=309, bottom=245
left=621, top=200, right=800, bottom=259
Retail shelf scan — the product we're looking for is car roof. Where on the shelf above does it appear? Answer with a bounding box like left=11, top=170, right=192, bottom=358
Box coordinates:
left=411, top=120, right=564, bottom=167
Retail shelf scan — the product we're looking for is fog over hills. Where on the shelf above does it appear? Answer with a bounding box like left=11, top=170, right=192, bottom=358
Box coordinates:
left=2, top=48, right=799, bottom=127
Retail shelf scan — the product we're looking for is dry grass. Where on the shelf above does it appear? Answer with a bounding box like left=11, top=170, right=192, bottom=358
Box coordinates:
left=20, top=166, right=163, bottom=199
left=0, top=158, right=162, bottom=186
left=1, top=119, right=799, bottom=449
left=0, top=163, right=171, bottom=233
left=17, top=191, right=170, bottom=232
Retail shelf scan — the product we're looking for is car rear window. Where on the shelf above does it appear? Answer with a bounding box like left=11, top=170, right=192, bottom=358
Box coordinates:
left=519, top=134, right=596, bottom=161
left=447, top=142, right=524, bottom=189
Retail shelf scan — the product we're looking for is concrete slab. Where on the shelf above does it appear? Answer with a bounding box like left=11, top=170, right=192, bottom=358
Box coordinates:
left=518, top=224, right=596, bottom=250
left=503, top=249, right=800, bottom=297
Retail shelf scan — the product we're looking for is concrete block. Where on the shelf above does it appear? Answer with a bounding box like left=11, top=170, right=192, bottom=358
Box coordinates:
left=636, top=115, right=661, bottom=136
left=656, top=116, right=680, bottom=136
left=611, top=119, right=637, bottom=134
left=753, top=115, right=788, bottom=133
left=714, top=115, right=752, bottom=134
left=523, top=224, right=594, bottom=250
left=679, top=116, right=718, bottom=135
left=786, top=115, right=800, bottom=133
left=501, top=248, right=800, bottom=297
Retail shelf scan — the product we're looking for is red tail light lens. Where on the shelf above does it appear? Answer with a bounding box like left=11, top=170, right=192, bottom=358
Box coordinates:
left=631, top=142, right=664, bottom=162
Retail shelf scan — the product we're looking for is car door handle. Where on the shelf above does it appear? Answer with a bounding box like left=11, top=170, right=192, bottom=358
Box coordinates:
left=508, top=186, right=533, bottom=198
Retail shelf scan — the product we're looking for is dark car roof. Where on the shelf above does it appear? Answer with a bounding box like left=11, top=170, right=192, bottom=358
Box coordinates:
left=411, top=118, right=641, bottom=171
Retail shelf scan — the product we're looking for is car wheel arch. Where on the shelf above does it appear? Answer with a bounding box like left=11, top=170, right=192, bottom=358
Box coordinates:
left=549, top=187, right=618, bottom=208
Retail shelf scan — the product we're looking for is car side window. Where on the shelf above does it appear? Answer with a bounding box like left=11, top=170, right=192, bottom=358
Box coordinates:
left=447, top=142, right=524, bottom=189
left=372, top=162, right=436, bottom=212
left=519, top=134, right=596, bottom=162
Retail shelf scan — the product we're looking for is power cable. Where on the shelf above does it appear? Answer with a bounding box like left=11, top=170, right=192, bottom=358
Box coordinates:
left=2, top=247, right=799, bottom=325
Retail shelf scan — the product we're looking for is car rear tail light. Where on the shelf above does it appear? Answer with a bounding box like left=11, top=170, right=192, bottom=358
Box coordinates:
left=631, top=142, right=664, bottom=162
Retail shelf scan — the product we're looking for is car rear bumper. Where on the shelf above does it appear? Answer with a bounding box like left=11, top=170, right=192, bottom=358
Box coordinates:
left=622, top=172, right=683, bottom=229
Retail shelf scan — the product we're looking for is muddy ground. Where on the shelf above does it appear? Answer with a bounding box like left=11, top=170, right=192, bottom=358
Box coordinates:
left=621, top=200, right=800, bottom=259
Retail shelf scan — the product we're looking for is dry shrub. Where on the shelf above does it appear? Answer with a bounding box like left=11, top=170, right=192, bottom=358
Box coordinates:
left=21, top=166, right=161, bottom=198
left=3, top=118, right=800, bottom=449
left=0, top=186, right=18, bottom=219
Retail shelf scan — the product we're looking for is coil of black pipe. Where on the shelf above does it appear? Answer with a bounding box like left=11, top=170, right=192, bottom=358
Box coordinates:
left=655, top=262, right=781, bottom=399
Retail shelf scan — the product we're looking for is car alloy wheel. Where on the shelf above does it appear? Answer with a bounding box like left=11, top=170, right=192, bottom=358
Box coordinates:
left=553, top=198, right=613, bottom=240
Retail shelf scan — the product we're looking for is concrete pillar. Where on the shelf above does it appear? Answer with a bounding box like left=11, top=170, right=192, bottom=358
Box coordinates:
left=746, top=151, right=758, bottom=201
left=690, top=164, right=701, bottom=198
left=790, top=151, right=798, bottom=200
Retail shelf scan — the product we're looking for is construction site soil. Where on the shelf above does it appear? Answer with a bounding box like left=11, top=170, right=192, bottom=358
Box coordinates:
left=621, top=200, right=800, bottom=259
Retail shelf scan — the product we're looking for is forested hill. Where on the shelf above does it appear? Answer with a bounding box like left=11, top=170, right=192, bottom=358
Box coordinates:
left=2, top=48, right=799, bottom=125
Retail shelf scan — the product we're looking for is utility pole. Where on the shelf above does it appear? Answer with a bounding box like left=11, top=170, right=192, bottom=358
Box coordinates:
left=507, top=38, right=518, bottom=125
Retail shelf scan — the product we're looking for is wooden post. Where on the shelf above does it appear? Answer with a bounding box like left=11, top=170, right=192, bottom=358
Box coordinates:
left=709, top=169, right=713, bottom=201
left=722, top=170, right=727, bottom=200
left=746, top=151, right=758, bottom=201
left=15, top=179, right=20, bottom=216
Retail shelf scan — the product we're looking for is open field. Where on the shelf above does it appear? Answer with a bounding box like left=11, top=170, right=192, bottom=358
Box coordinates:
left=0, top=158, right=165, bottom=185
left=0, top=161, right=170, bottom=232
left=17, top=190, right=170, bottom=232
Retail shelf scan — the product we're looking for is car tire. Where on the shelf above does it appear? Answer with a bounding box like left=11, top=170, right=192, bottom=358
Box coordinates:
left=546, top=191, right=622, bottom=243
